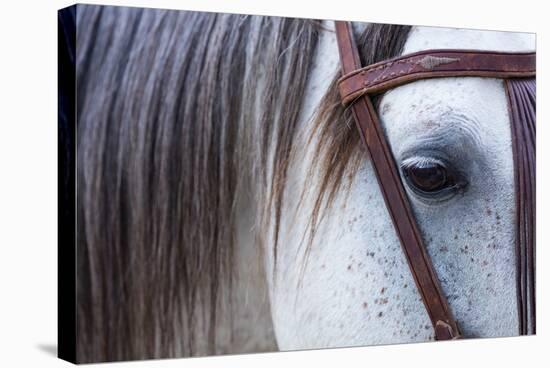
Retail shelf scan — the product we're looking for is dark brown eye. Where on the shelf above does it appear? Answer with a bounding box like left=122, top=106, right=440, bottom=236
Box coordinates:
left=403, top=162, right=452, bottom=193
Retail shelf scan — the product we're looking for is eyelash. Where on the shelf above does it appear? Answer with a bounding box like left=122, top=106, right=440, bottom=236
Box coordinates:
left=401, top=157, right=446, bottom=171
left=400, top=156, right=467, bottom=201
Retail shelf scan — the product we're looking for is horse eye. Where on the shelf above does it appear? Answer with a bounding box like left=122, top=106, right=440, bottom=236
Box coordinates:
left=403, top=162, right=453, bottom=193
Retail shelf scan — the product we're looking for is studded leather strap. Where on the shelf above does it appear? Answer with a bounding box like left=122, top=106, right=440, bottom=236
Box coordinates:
left=338, top=48, right=535, bottom=105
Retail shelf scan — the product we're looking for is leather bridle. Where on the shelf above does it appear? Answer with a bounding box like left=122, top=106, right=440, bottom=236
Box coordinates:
left=334, top=21, right=536, bottom=340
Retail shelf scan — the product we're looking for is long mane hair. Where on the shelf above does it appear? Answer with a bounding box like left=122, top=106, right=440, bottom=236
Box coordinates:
left=74, top=5, right=411, bottom=362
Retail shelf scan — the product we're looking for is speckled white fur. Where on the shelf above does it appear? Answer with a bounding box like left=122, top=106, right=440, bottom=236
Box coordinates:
left=257, top=22, right=535, bottom=349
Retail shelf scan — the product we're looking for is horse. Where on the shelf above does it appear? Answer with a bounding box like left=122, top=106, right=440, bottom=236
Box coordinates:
left=68, top=4, right=535, bottom=363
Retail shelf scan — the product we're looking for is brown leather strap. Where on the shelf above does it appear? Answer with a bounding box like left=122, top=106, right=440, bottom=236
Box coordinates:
left=339, top=48, right=536, bottom=105
left=334, top=21, right=461, bottom=340
left=505, top=78, right=536, bottom=335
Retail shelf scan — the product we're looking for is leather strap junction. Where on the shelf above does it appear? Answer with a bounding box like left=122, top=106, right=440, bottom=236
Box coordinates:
left=334, top=20, right=536, bottom=340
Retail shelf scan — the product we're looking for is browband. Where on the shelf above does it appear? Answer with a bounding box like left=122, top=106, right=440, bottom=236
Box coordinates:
left=338, top=47, right=536, bottom=106
left=334, top=20, right=536, bottom=340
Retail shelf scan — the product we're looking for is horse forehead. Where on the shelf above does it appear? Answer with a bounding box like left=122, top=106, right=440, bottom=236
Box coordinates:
left=380, top=25, right=533, bottom=144
left=379, top=77, right=508, bottom=149
left=404, top=25, right=535, bottom=53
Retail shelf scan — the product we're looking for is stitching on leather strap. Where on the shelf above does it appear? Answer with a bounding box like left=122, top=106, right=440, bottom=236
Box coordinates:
left=337, top=49, right=536, bottom=106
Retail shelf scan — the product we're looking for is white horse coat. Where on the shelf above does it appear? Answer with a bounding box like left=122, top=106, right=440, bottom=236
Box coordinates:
left=233, top=22, right=535, bottom=350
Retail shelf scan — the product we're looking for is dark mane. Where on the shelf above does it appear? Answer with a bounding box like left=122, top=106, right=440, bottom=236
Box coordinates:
left=75, top=4, right=411, bottom=362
